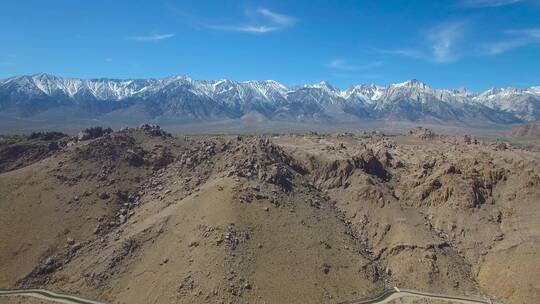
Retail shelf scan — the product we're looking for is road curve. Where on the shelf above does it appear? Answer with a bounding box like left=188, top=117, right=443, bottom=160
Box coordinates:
left=339, top=287, right=495, bottom=304
left=0, top=288, right=106, bottom=304
left=0, top=287, right=497, bottom=304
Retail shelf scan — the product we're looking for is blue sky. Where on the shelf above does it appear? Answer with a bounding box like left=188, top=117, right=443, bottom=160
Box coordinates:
left=1, top=0, right=540, bottom=91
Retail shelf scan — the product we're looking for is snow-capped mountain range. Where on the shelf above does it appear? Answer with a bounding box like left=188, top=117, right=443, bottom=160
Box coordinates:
left=1, top=73, right=539, bottom=125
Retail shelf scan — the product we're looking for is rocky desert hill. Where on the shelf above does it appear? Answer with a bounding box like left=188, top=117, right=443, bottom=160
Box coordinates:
left=0, top=125, right=539, bottom=304
left=506, top=123, right=540, bottom=137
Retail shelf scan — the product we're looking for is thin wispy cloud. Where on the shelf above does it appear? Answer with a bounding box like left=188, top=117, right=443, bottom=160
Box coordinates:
left=426, top=21, right=467, bottom=63
left=326, top=59, right=383, bottom=71
left=257, top=8, right=296, bottom=26
left=383, top=23, right=540, bottom=61
left=378, top=21, right=467, bottom=63
left=376, top=48, right=424, bottom=59
left=128, top=33, right=175, bottom=41
left=483, top=27, right=540, bottom=55
left=484, top=39, right=528, bottom=54
left=326, top=59, right=356, bottom=71
left=510, top=28, right=540, bottom=39
left=209, top=7, right=296, bottom=34
left=459, top=0, right=523, bottom=7
left=208, top=25, right=279, bottom=33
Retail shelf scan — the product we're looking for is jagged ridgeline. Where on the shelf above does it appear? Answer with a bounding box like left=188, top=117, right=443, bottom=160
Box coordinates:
left=1, top=74, right=539, bottom=127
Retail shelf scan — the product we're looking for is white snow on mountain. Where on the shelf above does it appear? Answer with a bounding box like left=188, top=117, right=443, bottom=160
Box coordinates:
left=1, top=73, right=539, bottom=123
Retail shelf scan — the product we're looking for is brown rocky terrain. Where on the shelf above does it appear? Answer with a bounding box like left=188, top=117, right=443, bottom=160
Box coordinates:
left=506, top=123, right=540, bottom=137
left=0, top=125, right=539, bottom=304
left=0, top=131, right=68, bottom=173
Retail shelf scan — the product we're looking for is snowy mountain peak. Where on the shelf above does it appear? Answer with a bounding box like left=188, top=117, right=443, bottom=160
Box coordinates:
left=394, top=79, right=429, bottom=89
left=478, top=87, right=525, bottom=99
left=32, top=72, right=57, bottom=80
left=306, top=81, right=338, bottom=92
left=166, top=74, right=193, bottom=82
left=343, top=84, right=385, bottom=102
left=1, top=74, right=539, bottom=124
left=450, top=87, right=472, bottom=95
left=244, top=79, right=289, bottom=92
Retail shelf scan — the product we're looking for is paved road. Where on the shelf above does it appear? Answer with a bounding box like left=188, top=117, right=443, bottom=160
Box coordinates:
left=0, top=288, right=106, bottom=304
left=339, top=287, right=495, bottom=304
left=1, top=287, right=497, bottom=304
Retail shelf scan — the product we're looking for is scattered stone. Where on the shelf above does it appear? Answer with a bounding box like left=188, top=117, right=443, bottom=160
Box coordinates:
left=408, top=127, right=436, bottom=140
left=322, top=263, right=331, bottom=274
left=78, top=127, right=113, bottom=141
left=138, top=124, right=171, bottom=137
left=99, top=192, right=110, bottom=200
left=493, top=233, right=504, bottom=241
